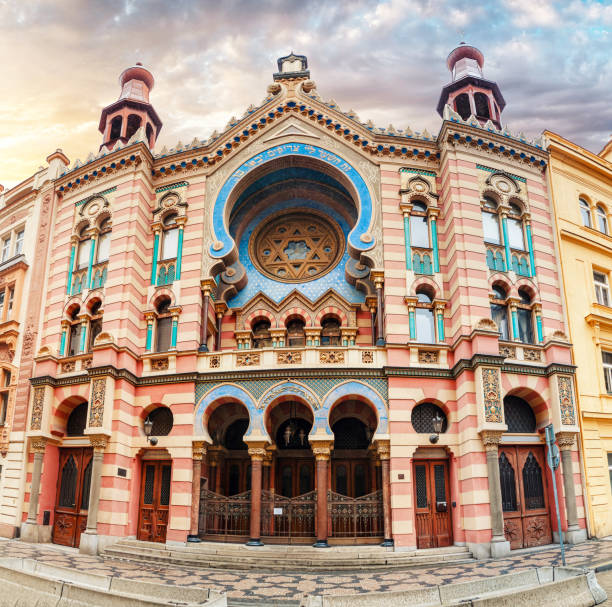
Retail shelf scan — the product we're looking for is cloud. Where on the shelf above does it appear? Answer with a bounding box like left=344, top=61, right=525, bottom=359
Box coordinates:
left=0, top=0, right=610, bottom=188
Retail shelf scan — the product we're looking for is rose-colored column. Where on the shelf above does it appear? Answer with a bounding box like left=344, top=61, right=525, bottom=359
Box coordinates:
left=247, top=446, right=265, bottom=546
left=199, top=290, right=210, bottom=352
left=373, top=273, right=385, bottom=346
left=188, top=442, right=206, bottom=541
left=377, top=441, right=393, bottom=546
left=312, top=443, right=332, bottom=548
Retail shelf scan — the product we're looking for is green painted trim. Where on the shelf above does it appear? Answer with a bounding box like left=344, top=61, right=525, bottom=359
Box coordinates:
left=536, top=315, right=543, bottom=344
left=151, top=232, right=160, bottom=285
left=403, top=215, right=412, bottom=270
left=171, top=318, right=178, bottom=348
left=175, top=226, right=184, bottom=280
left=409, top=310, right=416, bottom=340
left=400, top=168, right=437, bottom=177
left=437, top=311, right=445, bottom=341
left=511, top=309, right=519, bottom=341
left=431, top=218, right=440, bottom=273
left=79, top=323, right=87, bottom=354
left=67, top=244, right=76, bottom=295
left=75, top=187, right=117, bottom=207
left=86, top=238, right=96, bottom=289
left=59, top=329, right=67, bottom=356
left=155, top=181, right=189, bottom=193
left=501, top=217, right=512, bottom=275
left=526, top=224, right=536, bottom=277
left=476, top=164, right=526, bottom=183
left=145, top=322, right=153, bottom=352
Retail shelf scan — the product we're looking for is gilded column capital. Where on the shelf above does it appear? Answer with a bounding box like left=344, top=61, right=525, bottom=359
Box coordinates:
left=556, top=432, right=577, bottom=451
left=89, top=434, right=109, bottom=453
left=375, top=440, right=391, bottom=460
left=192, top=440, right=207, bottom=459
left=201, top=278, right=216, bottom=295
left=480, top=430, right=504, bottom=451
left=311, top=441, right=333, bottom=461
left=247, top=447, right=267, bottom=461
left=30, top=437, right=47, bottom=454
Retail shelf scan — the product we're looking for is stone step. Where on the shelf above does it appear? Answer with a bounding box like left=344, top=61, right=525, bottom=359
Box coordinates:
left=102, top=541, right=474, bottom=572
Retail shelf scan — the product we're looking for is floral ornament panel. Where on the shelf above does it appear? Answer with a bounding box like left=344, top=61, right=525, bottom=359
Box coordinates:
left=483, top=368, right=502, bottom=423
left=89, top=378, right=106, bottom=428
left=30, top=386, right=45, bottom=431
left=558, top=375, right=576, bottom=425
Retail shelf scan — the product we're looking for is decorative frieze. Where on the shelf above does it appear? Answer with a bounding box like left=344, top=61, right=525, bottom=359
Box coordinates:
left=523, top=348, right=542, bottom=362
left=482, top=368, right=503, bottom=423
left=82, top=356, right=93, bottom=369
left=499, top=344, right=516, bottom=359
left=361, top=350, right=374, bottom=364
left=209, top=355, right=220, bottom=369
left=151, top=357, right=169, bottom=371
left=558, top=375, right=576, bottom=425
left=89, top=378, right=106, bottom=427
left=277, top=351, right=302, bottom=364
left=320, top=350, right=344, bottom=364
left=30, top=386, right=45, bottom=431
left=418, top=350, right=439, bottom=364
left=237, top=353, right=260, bottom=367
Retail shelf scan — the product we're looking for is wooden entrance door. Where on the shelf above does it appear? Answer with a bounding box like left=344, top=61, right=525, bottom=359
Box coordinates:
left=52, top=447, right=93, bottom=547
left=413, top=460, right=452, bottom=549
left=332, top=459, right=369, bottom=497
left=499, top=445, right=552, bottom=549
left=138, top=460, right=171, bottom=543
left=276, top=458, right=314, bottom=498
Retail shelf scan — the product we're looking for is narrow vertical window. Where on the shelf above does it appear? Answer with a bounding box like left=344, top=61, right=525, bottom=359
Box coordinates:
left=67, top=307, right=81, bottom=357
left=507, top=203, right=525, bottom=250
left=155, top=299, right=172, bottom=352
left=597, top=206, right=608, bottom=235
left=415, top=288, right=435, bottom=344
left=77, top=227, right=91, bottom=269
left=96, top=219, right=111, bottom=263
left=6, top=288, right=14, bottom=319
left=603, top=351, right=612, bottom=393
left=580, top=198, right=592, bottom=228
left=482, top=197, right=501, bottom=244
left=14, top=230, right=24, bottom=255
left=410, top=202, right=430, bottom=249
left=594, top=271, right=610, bottom=306
left=1, top=237, right=10, bottom=262
left=161, top=214, right=179, bottom=260
left=517, top=288, right=534, bottom=344
left=490, top=285, right=509, bottom=341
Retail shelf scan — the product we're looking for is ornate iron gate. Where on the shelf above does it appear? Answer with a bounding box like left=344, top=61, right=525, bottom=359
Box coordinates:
left=260, top=490, right=316, bottom=539
left=328, top=490, right=384, bottom=538
left=198, top=488, right=251, bottom=540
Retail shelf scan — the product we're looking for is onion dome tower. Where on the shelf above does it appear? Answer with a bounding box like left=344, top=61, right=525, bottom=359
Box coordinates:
left=436, top=44, right=505, bottom=129
left=98, top=63, right=163, bottom=151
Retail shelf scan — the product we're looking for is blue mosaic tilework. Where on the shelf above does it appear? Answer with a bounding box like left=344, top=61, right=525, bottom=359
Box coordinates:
left=195, top=377, right=388, bottom=437
left=227, top=198, right=365, bottom=307
left=209, top=143, right=375, bottom=259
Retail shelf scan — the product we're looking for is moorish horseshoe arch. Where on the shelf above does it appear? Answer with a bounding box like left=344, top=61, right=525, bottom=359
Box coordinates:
left=208, top=143, right=376, bottom=265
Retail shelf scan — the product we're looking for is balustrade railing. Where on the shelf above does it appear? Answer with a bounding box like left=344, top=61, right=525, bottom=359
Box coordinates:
left=510, top=250, right=530, bottom=277
left=328, top=490, right=384, bottom=538
left=412, top=248, right=434, bottom=275
left=260, top=490, right=316, bottom=539
left=157, top=258, right=176, bottom=286
left=91, top=262, right=108, bottom=290
left=485, top=244, right=506, bottom=272
left=71, top=267, right=88, bottom=295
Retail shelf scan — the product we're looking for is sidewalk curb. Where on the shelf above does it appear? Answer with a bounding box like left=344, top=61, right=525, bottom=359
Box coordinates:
left=594, top=560, right=612, bottom=573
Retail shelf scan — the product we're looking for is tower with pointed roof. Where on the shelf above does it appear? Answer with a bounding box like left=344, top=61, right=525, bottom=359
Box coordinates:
left=98, top=63, right=163, bottom=151
left=437, top=44, right=505, bottom=129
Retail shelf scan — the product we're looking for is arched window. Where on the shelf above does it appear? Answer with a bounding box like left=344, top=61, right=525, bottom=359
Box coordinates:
left=66, top=403, right=88, bottom=436
left=161, top=213, right=179, bottom=261
left=125, top=114, right=142, bottom=140
left=455, top=93, right=471, bottom=120
left=507, top=203, right=525, bottom=251
left=67, top=306, right=82, bottom=357
left=474, top=92, right=491, bottom=119
left=88, top=300, right=103, bottom=351
left=155, top=298, right=172, bottom=352
left=109, top=116, right=122, bottom=140
left=411, top=403, right=448, bottom=433
left=503, top=395, right=536, bottom=433
left=286, top=318, right=306, bottom=347
left=490, top=285, right=509, bottom=341
left=415, top=288, right=435, bottom=344
left=252, top=319, right=271, bottom=348
left=597, top=205, right=608, bottom=235
left=579, top=198, right=592, bottom=228
left=516, top=288, right=534, bottom=344
left=410, top=201, right=430, bottom=249
left=320, top=316, right=341, bottom=346
left=96, top=218, right=111, bottom=263
left=146, top=406, right=174, bottom=436
left=482, top=196, right=501, bottom=244
left=76, top=226, right=91, bottom=270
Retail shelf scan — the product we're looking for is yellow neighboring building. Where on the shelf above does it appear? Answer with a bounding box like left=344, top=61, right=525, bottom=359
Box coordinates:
left=547, top=131, right=612, bottom=538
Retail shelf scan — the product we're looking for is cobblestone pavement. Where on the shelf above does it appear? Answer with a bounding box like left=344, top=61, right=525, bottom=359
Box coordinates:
left=1, top=538, right=612, bottom=602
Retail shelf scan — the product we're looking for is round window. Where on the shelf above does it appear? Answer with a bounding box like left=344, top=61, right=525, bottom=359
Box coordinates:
left=249, top=210, right=345, bottom=283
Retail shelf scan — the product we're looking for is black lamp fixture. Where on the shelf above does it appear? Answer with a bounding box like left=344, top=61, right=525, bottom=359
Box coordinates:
left=284, top=402, right=298, bottom=446
left=144, top=416, right=158, bottom=446
left=429, top=413, right=444, bottom=444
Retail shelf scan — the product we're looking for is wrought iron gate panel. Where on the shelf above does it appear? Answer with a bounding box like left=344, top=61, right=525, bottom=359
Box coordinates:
left=328, top=490, right=383, bottom=538
left=198, top=489, right=251, bottom=538
left=260, top=490, right=316, bottom=538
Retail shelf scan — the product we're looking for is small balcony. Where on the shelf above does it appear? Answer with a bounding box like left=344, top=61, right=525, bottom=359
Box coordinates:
left=157, top=258, right=177, bottom=286
left=412, top=248, right=434, bottom=275
left=485, top=244, right=506, bottom=272
left=510, top=250, right=530, bottom=277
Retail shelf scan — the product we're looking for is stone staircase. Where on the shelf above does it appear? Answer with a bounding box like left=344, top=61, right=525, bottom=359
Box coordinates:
left=102, top=539, right=474, bottom=572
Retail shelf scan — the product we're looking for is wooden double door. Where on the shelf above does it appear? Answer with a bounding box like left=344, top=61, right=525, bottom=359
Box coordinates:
left=499, top=445, right=552, bottom=549
left=138, top=460, right=172, bottom=543
left=53, top=447, right=93, bottom=548
left=277, top=458, right=314, bottom=497
left=413, top=460, right=452, bottom=549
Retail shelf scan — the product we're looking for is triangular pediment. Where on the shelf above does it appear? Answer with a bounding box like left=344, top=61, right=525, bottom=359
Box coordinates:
left=262, top=117, right=321, bottom=143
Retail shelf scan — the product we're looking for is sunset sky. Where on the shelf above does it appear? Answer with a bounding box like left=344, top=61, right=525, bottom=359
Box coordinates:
left=1, top=0, right=611, bottom=189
